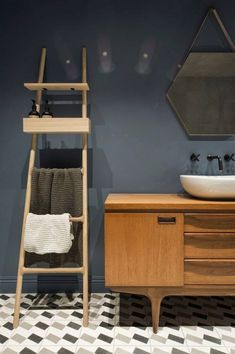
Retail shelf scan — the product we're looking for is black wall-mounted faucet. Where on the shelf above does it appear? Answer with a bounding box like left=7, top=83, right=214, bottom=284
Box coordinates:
left=207, top=155, right=223, bottom=171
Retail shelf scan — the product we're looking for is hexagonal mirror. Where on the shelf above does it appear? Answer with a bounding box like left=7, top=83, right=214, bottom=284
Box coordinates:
left=167, top=52, right=235, bottom=136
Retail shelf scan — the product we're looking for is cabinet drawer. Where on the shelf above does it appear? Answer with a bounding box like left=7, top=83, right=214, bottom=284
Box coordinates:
left=185, top=214, right=235, bottom=232
left=185, top=260, right=235, bottom=284
left=184, top=233, right=235, bottom=259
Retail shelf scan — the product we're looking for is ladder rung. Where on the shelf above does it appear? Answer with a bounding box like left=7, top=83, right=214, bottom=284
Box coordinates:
left=25, top=214, right=83, bottom=222
left=22, top=266, right=84, bottom=274
left=30, top=168, right=84, bottom=175
left=70, top=216, right=84, bottom=222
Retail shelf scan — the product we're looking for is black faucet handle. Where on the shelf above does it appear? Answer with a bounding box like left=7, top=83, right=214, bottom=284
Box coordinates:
left=190, top=153, right=200, bottom=162
left=224, top=153, right=235, bottom=162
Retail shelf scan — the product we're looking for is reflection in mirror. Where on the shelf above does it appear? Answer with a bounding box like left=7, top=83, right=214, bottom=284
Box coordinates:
left=167, top=52, right=235, bottom=136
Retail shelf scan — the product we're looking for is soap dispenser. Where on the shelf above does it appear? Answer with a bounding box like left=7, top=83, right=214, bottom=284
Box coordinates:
left=42, top=100, right=53, bottom=118
left=28, top=99, right=40, bottom=118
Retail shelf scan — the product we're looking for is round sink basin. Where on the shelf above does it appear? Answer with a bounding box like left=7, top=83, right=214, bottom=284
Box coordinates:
left=180, top=175, right=235, bottom=200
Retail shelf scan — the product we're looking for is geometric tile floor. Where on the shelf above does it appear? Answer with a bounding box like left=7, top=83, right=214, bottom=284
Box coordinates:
left=0, top=293, right=235, bottom=353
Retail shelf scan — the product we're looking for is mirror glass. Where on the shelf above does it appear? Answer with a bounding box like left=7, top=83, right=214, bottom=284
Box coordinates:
left=167, top=52, right=235, bottom=136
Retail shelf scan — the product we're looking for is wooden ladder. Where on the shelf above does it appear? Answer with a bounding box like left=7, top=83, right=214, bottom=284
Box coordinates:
left=13, top=47, right=90, bottom=328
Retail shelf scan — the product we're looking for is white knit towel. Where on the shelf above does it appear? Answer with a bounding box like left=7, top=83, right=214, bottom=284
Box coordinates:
left=24, top=213, right=74, bottom=254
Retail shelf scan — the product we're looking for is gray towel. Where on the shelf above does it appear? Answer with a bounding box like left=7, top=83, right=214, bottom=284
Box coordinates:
left=25, top=168, right=83, bottom=267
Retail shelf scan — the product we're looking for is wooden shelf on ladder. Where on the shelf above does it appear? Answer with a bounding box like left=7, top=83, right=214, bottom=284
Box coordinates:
left=13, top=47, right=90, bottom=329
left=23, top=117, right=91, bottom=133
left=24, top=82, right=89, bottom=91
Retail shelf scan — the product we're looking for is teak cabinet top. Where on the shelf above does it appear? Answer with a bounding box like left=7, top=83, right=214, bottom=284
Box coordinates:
left=105, top=194, right=235, bottom=212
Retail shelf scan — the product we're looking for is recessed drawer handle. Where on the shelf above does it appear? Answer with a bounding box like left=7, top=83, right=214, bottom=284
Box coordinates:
left=158, top=216, right=176, bottom=224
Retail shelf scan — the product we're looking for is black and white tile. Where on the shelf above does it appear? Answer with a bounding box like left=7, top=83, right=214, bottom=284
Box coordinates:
left=0, top=293, right=235, bottom=353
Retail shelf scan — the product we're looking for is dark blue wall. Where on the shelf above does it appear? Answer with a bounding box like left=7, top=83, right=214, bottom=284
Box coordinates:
left=1, top=0, right=235, bottom=293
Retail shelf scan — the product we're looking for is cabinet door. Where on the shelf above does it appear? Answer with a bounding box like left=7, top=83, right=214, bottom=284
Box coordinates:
left=105, top=213, right=184, bottom=287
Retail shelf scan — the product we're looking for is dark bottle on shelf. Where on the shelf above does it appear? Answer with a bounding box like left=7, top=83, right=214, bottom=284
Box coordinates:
left=28, top=99, right=40, bottom=117
left=42, top=100, right=53, bottom=118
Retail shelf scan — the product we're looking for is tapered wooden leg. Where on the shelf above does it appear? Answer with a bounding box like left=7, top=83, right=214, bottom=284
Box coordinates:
left=145, top=288, right=163, bottom=334
left=150, top=296, right=162, bottom=333
left=13, top=271, right=23, bottom=328
left=111, top=286, right=163, bottom=333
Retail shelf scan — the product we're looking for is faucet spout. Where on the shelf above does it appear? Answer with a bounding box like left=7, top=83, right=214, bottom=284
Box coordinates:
left=218, top=157, right=223, bottom=171
left=207, top=155, right=223, bottom=171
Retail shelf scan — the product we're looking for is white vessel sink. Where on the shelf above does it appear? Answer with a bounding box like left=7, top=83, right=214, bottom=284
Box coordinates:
left=180, top=175, right=235, bottom=200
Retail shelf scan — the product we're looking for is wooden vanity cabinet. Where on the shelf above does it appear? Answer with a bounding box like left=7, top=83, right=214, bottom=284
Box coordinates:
left=105, top=194, right=235, bottom=333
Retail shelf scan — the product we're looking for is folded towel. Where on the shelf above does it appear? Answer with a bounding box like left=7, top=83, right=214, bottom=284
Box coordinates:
left=25, top=168, right=83, bottom=267
left=24, top=213, right=74, bottom=255
left=30, top=168, right=83, bottom=216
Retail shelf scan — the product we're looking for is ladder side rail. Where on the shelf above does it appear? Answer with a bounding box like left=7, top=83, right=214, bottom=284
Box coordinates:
left=82, top=47, right=89, bottom=327
left=13, top=48, right=46, bottom=328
